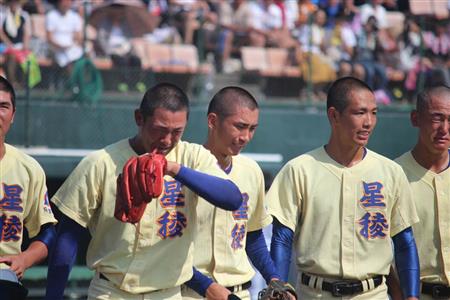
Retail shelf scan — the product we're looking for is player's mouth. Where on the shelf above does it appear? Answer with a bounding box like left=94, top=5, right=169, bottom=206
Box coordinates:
left=156, top=146, right=172, bottom=154
left=434, top=136, right=449, bottom=143
left=357, top=131, right=371, bottom=140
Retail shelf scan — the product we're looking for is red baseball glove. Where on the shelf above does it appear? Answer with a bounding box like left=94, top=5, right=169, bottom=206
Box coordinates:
left=114, top=152, right=167, bottom=223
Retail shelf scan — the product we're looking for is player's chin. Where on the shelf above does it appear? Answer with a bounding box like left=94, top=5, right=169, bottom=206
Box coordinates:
left=230, top=145, right=244, bottom=156
left=353, top=138, right=369, bottom=147
left=432, top=141, right=450, bottom=152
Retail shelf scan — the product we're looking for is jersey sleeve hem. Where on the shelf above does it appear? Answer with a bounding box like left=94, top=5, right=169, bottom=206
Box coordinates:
left=51, top=197, right=89, bottom=228
left=390, top=216, right=419, bottom=237
left=247, top=214, right=273, bottom=232
left=269, top=212, right=296, bottom=232
left=27, top=219, right=58, bottom=238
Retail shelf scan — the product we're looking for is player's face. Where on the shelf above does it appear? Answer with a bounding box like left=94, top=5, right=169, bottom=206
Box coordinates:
left=333, top=89, right=377, bottom=147
left=0, top=91, right=15, bottom=140
left=211, top=107, right=259, bottom=156
left=136, top=107, right=187, bottom=155
left=413, top=96, right=450, bottom=154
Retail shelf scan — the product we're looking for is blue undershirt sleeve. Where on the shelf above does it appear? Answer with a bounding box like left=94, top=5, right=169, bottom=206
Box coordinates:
left=270, top=218, right=294, bottom=282
left=246, top=229, right=280, bottom=283
left=32, top=223, right=56, bottom=250
left=174, top=165, right=242, bottom=211
left=185, top=267, right=214, bottom=297
left=392, top=227, right=420, bottom=298
left=45, top=214, right=89, bottom=300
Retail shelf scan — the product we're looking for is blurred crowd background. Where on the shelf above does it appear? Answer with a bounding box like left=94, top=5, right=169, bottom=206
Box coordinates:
left=0, top=0, right=448, bottom=104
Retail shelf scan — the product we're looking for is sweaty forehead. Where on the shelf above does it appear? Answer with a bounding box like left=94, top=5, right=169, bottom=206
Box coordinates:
left=346, top=89, right=376, bottom=108
left=427, top=95, right=450, bottom=112
left=0, top=90, right=12, bottom=102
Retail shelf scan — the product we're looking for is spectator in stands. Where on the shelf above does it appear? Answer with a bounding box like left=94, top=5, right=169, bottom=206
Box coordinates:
left=45, top=0, right=82, bottom=73
left=169, top=0, right=216, bottom=45
left=359, top=0, right=388, bottom=30
left=422, top=19, right=450, bottom=87
left=339, top=0, right=360, bottom=32
left=95, top=9, right=141, bottom=93
left=214, top=0, right=251, bottom=73
left=354, top=16, right=390, bottom=104
left=297, top=9, right=336, bottom=101
left=253, top=0, right=298, bottom=48
left=0, top=0, right=31, bottom=88
left=296, top=0, right=318, bottom=26
left=22, top=0, right=46, bottom=15
left=324, top=13, right=357, bottom=77
left=321, top=0, right=342, bottom=29
left=404, top=18, right=450, bottom=102
left=401, top=17, right=433, bottom=102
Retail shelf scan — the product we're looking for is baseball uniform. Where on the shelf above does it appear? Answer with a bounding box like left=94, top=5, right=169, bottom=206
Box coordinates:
left=396, top=151, right=450, bottom=300
left=182, top=154, right=272, bottom=300
left=0, top=143, right=57, bottom=268
left=51, top=139, right=228, bottom=297
left=266, top=146, right=419, bottom=299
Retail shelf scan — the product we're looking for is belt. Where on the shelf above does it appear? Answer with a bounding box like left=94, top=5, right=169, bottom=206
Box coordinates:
left=226, top=281, right=252, bottom=293
left=422, top=282, right=450, bottom=299
left=301, top=273, right=383, bottom=297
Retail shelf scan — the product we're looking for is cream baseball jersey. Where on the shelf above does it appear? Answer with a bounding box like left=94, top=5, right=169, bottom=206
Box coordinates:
left=193, top=154, right=272, bottom=287
left=266, top=147, right=419, bottom=281
left=51, top=139, right=228, bottom=294
left=396, top=151, right=450, bottom=286
left=0, top=144, right=57, bottom=265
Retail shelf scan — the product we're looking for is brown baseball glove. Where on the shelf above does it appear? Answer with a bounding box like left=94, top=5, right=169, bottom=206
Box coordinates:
left=114, top=152, right=167, bottom=223
left=258, top=280, right=297, bottom=300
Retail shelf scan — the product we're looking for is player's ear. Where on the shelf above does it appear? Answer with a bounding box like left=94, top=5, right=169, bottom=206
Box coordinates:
left=410, top=110, right=419, bottom=127
left=207, top=113, right=218, bottom=130
left=327, top=107, right=339, bottom=125
left=135, top=109, right=144, bottom=126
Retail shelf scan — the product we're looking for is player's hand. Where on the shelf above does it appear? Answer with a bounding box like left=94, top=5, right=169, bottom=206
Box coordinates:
left=0, top=254, right=28, bottom=279
left=165, top=161, right=181, bottom=177
left=206, top=282, right=231, bottom=300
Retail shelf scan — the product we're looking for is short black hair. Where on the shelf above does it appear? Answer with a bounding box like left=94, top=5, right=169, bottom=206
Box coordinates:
left=0, top=76, right=16, bottom=111
left=416, top=85, right=450, bottom=113
left=139, top=82, right=189, bottom=119
left=327, top=77, right=373, bottom=112
left=207, top=86, right=258, bottom=119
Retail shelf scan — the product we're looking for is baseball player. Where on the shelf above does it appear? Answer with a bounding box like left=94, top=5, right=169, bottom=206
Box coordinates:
left=44, top=83, right=243, bottom=300
left=394, top=86, right=450, bottom=300
left=0, top=75, right=57, bottom=300
left=181, top=87, right=287, bottom=300
left=267, top=77, right=420, bottom=299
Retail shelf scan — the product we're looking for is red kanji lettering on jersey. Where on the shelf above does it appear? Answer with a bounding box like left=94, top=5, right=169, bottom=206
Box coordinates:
left=232, top=193, right=249, bottom=220
left=160, top=180, right=185, bottom=208
left=0, top=184, right=23, bottom=212
left=157, top=211, right=187, bottom=239
left=358, top=212, right=388, bottom=239
left=231, top=223, right=246, bottom=249
left=360, top=181, right=385, bottom=208
left=0, top=214, right=22, bottom=242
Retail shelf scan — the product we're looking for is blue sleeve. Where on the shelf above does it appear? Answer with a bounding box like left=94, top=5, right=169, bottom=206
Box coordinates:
left=174, top=165, right=242, bottom=211
left=32, top=223, right=56, bottom=250
left=185, top=267, right=214, bottom=297
left=246, top=229, right=280, bottom=283
left=270, top=218, right=294, bottom=282
left=45, top=214, right=89, bottom=300
left=392, top=227, right=420, bottom=298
